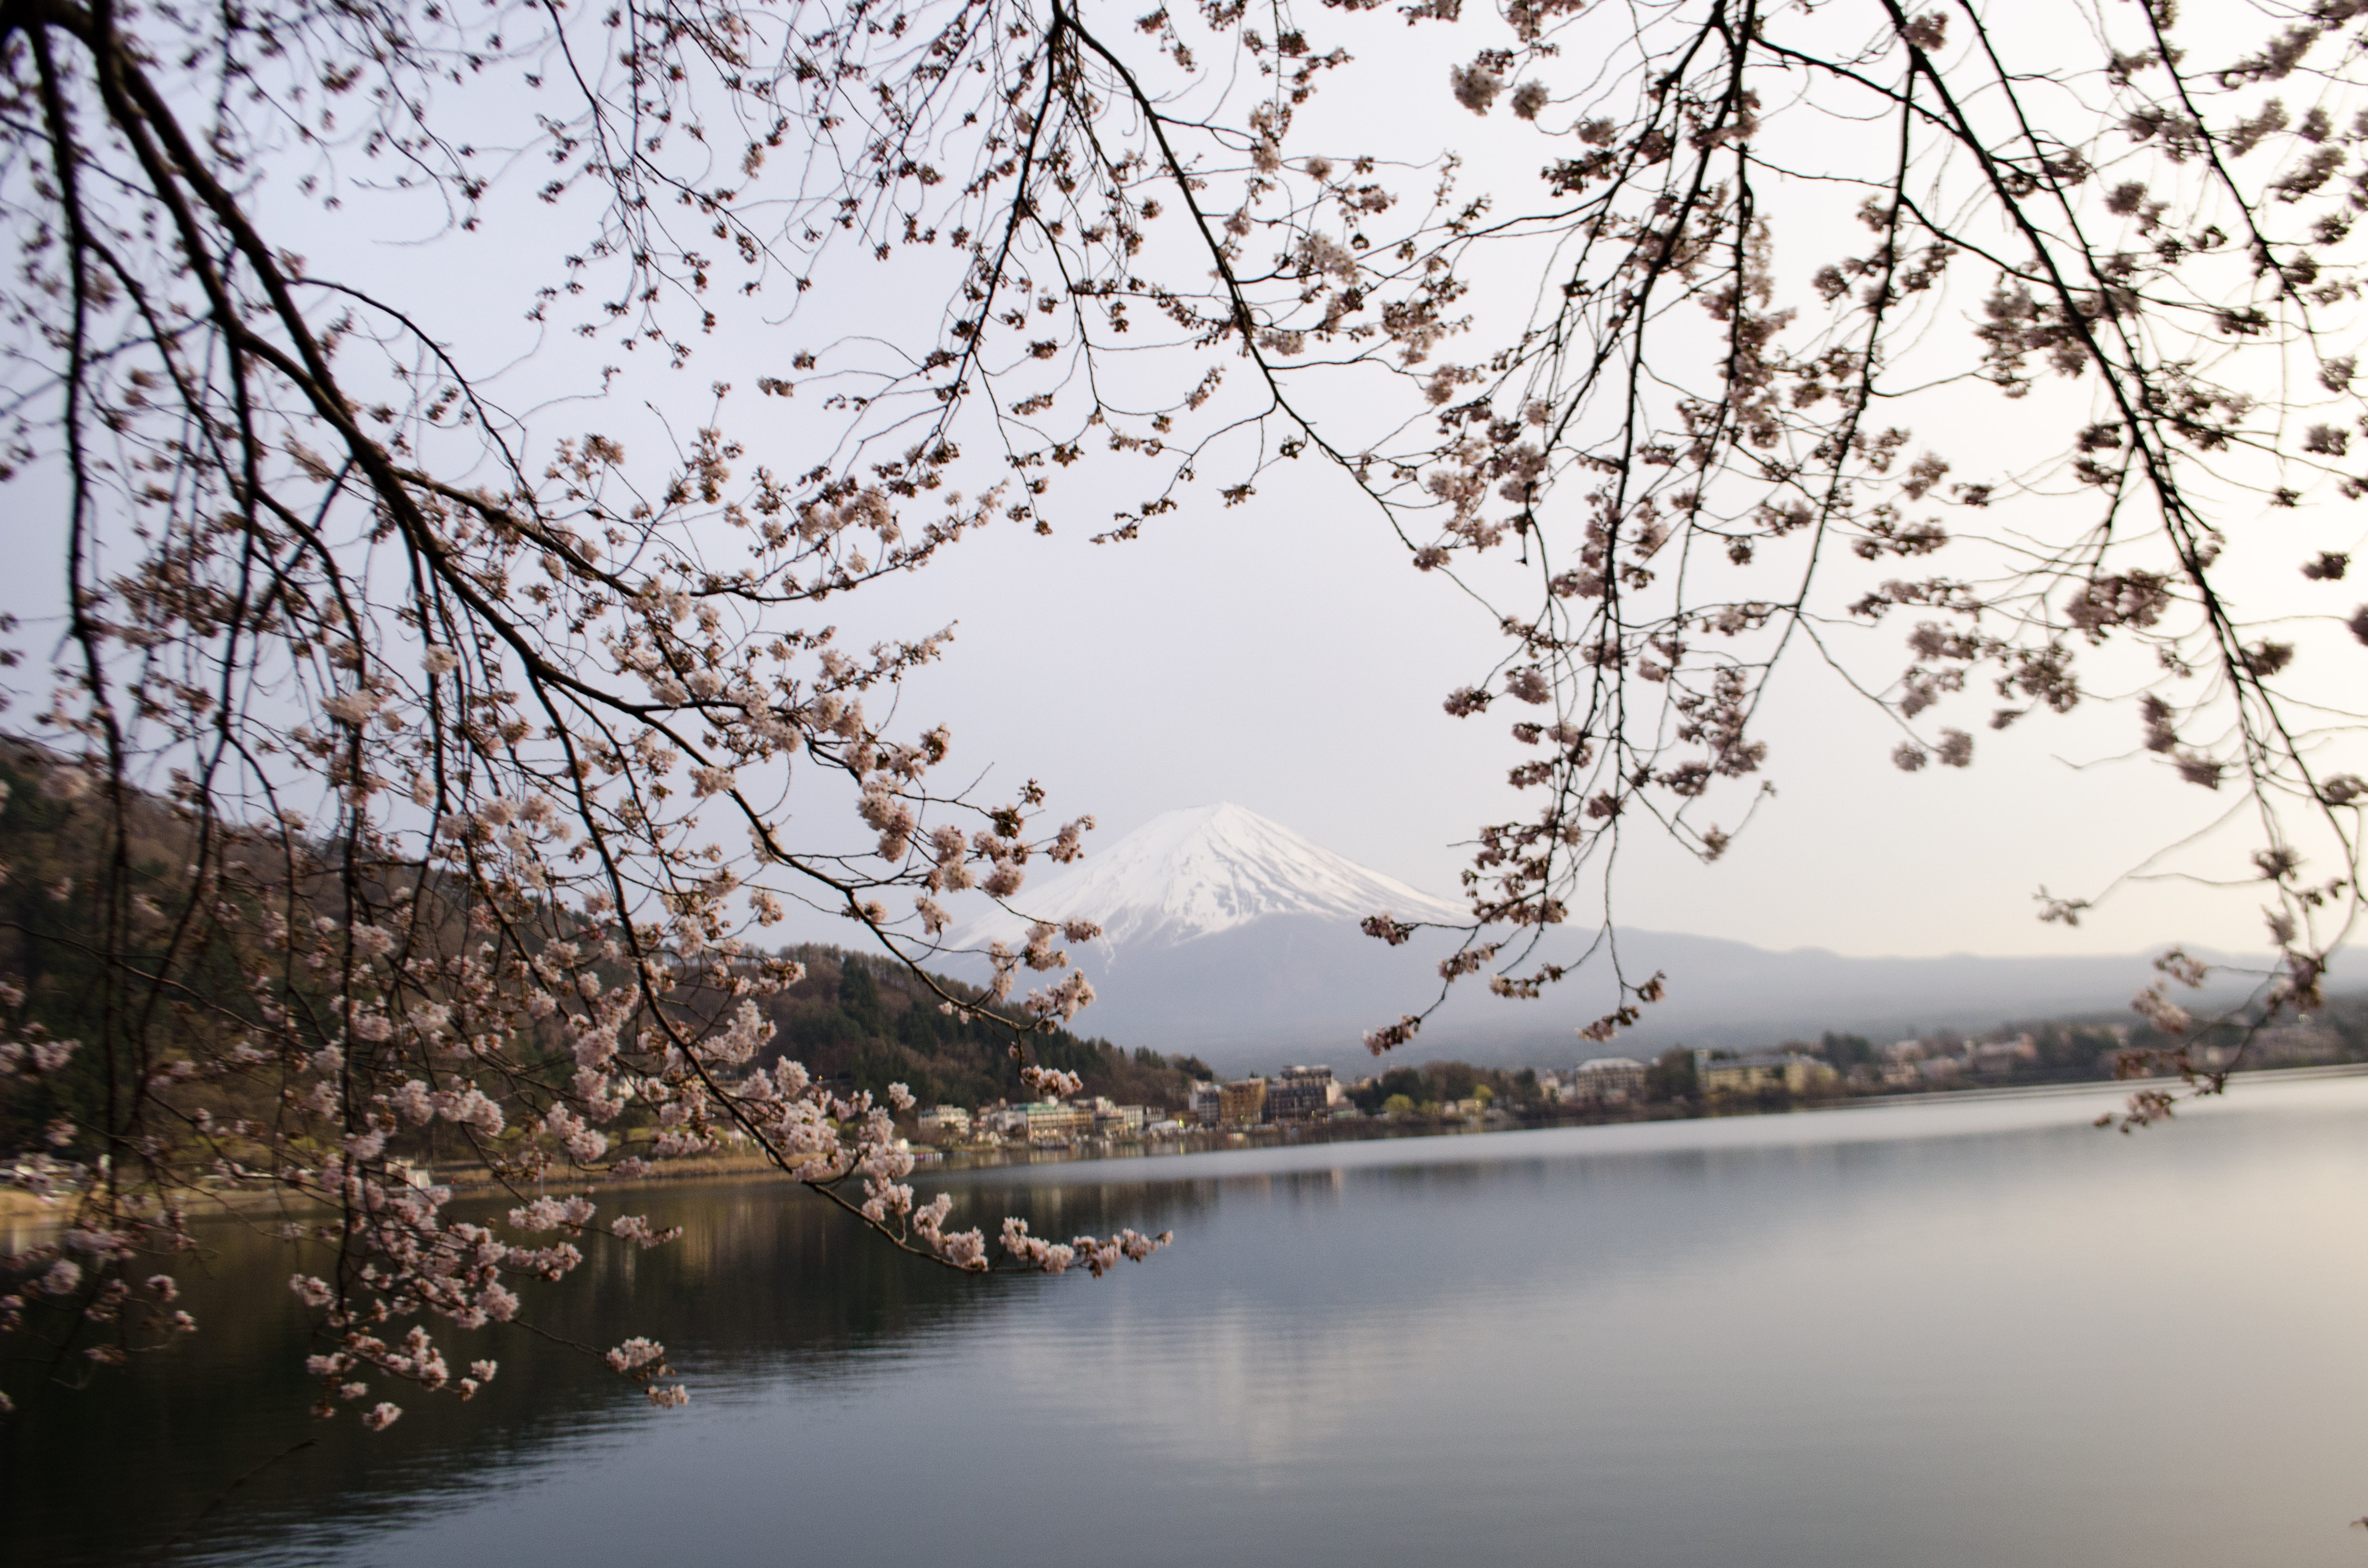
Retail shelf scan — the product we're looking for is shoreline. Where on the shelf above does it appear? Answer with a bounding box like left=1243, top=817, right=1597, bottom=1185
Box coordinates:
left=8, top=1062, right=2362, bottom=1229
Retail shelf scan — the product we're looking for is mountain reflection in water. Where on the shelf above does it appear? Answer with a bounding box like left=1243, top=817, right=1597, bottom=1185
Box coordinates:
left=10, top=1073, right=2368, bottom=1568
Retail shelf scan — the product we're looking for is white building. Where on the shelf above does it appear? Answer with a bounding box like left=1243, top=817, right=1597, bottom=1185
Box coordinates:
left=1022, top=1100, right=1092, bottom=1145
left=917, top=1105, right=972, bottom=1140
left=1268, top=1066, right=1335, bottom=1124
left=1968, top=1035, right=2038, bottom=1073
left=1567, top=1056, right=1648, bottom=1105
left=1092, top=1100, right=1147, bottom=1134
left=1188, top=1080, right=1223, bottom=1127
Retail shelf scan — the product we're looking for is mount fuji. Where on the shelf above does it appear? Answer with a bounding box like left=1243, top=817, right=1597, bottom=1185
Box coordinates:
left=947, top=802, right=1471, bottom=1063
left=942, top=802, right=2330, bottom=1073
left=951, top=802, right=1463, bottom=952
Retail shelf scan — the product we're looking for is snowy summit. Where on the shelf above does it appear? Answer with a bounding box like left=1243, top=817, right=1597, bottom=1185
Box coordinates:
left=954, top=802, right=1465, bottom=954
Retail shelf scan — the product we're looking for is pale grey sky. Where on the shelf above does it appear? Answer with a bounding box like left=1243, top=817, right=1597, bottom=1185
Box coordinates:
left=8, top=0, right=2355, bottom=966
left=796, top=444, right=2312, bottom=961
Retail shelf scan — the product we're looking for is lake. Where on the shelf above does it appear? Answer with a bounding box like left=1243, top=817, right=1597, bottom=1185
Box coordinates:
left=10, top=1071, right=2368, bottom=1566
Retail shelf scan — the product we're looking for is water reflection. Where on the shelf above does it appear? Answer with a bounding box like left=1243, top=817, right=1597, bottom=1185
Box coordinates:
left=10, top=1075, right=2368, bottom=1567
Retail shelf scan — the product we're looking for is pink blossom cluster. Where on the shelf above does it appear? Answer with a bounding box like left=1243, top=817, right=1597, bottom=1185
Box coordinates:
left=999, top=1219, right=1172, bottom=1276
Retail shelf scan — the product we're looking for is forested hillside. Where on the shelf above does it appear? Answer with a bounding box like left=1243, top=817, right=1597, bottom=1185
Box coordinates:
left=0, top=740, right=1209, bottom=1163
left=0, top=744, right=227, bottom=1155
left=757, top=947, right=1207, bottom=1113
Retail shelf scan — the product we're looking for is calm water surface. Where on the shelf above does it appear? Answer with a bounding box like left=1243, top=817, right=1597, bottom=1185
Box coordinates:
left=11, top=1074, right=2368, bottom=1566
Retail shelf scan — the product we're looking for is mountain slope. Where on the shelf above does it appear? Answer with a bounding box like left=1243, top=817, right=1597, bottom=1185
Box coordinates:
left=940, top=802, right=2346, bottom=1073
left=1051, top=919, right=2329, bottom=1072
left=951, top=802, right=1462, bottom=953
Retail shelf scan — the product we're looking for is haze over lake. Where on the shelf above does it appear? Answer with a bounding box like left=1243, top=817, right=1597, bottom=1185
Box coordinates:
left=12, top=1073, right=2368, bottom=1567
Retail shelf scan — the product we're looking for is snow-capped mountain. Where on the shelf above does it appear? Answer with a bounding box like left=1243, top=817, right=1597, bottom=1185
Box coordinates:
left=937, top=802, right=1477, bottom=1064
left=939, top=801, right=2346, bottom=1073
left=951, top=802, right=1464, bottom=954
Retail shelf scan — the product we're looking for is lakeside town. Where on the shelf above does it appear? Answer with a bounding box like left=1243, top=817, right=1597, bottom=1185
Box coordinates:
left=8, top=919, right=2360, bottom=1202
left=897, top=1000, right=2368, bottom=1159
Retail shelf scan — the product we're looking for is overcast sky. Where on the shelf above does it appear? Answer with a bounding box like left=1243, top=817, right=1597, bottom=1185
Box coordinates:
left=791, top=443, right=2308, bottom=962
left=11, top=0, right=2355, bottom=966
left=744, top=0, right=2356, bottom=965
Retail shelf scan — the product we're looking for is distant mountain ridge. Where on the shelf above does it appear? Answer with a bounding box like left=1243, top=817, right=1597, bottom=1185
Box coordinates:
left=946, top=803, right=2348, bottom=1072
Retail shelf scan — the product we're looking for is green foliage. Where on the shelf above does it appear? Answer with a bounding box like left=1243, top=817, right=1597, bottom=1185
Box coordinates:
left=1352, top=1065, right=1429, bottom=1113
left=1160, top=1051, right=1213, bottom=1080
left=0, top=750, right=268, bottom=1156
left=1819, top=1032, right=1877, bottom=1067
left=760, top=947, right=1197, bottom=1114
left=2033, top=1025, right=2131, bottom=1075
left=1425, top=1060, right=1478, bottom=1103
left=1646, top=1046, right=1697, bottom=1102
